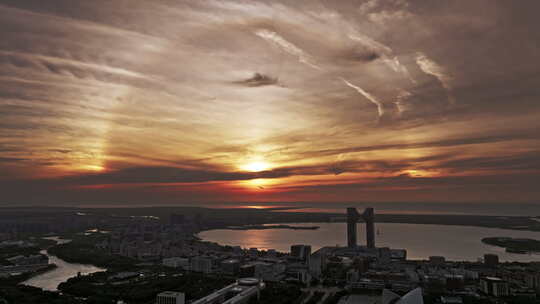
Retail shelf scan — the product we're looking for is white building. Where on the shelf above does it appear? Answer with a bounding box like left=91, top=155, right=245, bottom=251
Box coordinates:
left=191, top=278, right=265, bottom=304
left=382, top=287, right=424, bottom=304
left=156, top=291, right=185, bottom=304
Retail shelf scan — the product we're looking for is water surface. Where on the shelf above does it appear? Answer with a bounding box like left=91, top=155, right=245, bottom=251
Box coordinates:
left=21, top=237, right=106, bottom=291
left=199, top=223, right=540, bottom=262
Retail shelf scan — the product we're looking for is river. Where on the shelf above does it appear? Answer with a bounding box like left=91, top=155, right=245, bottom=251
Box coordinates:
left=21, top=237, right=106, bottom=291
left=198, top=223, right=540, bottom=262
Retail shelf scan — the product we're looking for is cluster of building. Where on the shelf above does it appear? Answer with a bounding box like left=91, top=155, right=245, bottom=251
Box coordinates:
left=93, top=207, right=540, bottom=304
left=161, top=243, right=314, bottom=285
left=96, top=214, right=203, bottom=261
left=0, top=253, right=49, bottom=278
left=313, top=208, right=540, bottom=303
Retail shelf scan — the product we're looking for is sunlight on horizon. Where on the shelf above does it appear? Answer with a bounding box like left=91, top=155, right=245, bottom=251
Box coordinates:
left=241, top=161, right=271, bottom=172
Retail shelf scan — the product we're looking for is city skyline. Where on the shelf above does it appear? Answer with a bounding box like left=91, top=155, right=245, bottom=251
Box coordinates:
left=1, top=0, right=540, bottom=206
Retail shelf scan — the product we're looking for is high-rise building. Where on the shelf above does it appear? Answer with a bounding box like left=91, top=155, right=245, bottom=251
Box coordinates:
left=363, top=208, right=375, bottom=249
left=309, top=251, right=326, bottom=279
left=290, top=244, right=311, bottom=265
left=346, top=207, right=375, bottom=249
left=347, top=208, right=360, bottom=248
left=484, top=254, right=499, bottom=267
left=156, top=291, right=185, bottom=304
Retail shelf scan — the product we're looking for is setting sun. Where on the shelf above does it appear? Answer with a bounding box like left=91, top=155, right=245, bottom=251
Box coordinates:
left=242, top=161, right=271, bottom=172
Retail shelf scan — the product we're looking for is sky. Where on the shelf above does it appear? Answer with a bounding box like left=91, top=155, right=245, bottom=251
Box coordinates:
left=1, top=0, right=540, bottom=207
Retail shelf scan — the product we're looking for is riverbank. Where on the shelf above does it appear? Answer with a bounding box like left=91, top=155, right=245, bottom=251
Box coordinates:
left=21, top=237, right=107, bottom=291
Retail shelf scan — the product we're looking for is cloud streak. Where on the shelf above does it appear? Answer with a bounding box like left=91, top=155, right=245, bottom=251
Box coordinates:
left=416, top=52, right=455, bottom=105
left=1, top=0, right=540, bottom=205
left=341, top=77, right=385, bottom=119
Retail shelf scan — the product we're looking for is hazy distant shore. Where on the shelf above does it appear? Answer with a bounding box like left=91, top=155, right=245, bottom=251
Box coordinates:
left=482, top=237, right=540, bottom=254
left=2, top=206, right=540, bottom=232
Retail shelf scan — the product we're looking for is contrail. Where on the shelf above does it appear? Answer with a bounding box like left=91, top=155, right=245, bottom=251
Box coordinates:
left=416, top=52, right=455, bottom=105
left=1, top=50, right=150, bottom=79
left=254, top=29, right=321, bottom=70
left=384, top=56, right=416, bottom=84
left=340, top=77, right=384, bottom=118
left=256, top=29, right=385, bottom=120
left=349, top=33, right=415, bottom=84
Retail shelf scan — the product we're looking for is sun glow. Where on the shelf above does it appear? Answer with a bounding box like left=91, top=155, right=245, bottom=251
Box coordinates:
left=78, top=164, right=105, bottom=172
left=405, top=169, right=435, bottom=177
left=242, top=161, right=271, bottom=172
left=248, top=178, right=268, bottom=187
left=239, top=178, right=274, bottom=190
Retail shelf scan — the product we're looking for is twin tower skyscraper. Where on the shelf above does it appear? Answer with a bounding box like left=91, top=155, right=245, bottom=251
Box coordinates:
left=347, top=207, right=375, bottom=249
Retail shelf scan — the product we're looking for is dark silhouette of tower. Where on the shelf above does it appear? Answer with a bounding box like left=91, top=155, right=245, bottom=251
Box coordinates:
left=363, top=208, right=375, bottom=249
left=347, top=208, right=360, bottom=248
left=346, top=207, right=376, bottom=249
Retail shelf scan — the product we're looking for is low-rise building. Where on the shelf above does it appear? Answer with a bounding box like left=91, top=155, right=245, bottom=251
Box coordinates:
left=156, top=291, right=185, bottom=304
left=220, top=259, right=240, bottom=275
left=163, top=257, right=190, bottom=269
left=480, top=277, right=509, bottom=297
left=191, top=256, right=213, bottom=273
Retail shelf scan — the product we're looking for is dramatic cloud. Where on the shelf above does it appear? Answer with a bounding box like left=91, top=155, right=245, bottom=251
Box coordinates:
left=415, top=52, right=455, bottom=105
left=1, top=0, right=539, bottom=205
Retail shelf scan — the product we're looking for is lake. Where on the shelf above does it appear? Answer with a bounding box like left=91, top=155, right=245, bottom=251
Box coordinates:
left=199, top=223, right=540, bottom=262
left=21, top=237, right=106, bottom=291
